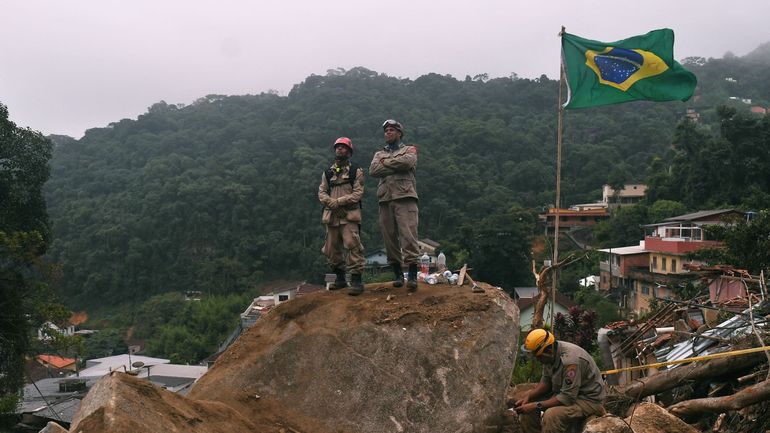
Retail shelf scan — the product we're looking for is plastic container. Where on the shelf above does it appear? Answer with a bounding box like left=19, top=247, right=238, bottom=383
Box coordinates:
left=420, top=253, right=430, bottom=274
left=437, top=251, right=446, bottom=270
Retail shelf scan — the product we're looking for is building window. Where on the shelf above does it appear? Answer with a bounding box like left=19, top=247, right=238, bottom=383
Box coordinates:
left=641, top=286, right=649, bottom=295
left=652, top=256, right=657, bottom=270
left=662, top=258, right=667, bottom=271
left=278, top=295, right=289, bottom=302
left=580, top=216, right=588, bottom=222
left=671, top=258, right=677, bottom=273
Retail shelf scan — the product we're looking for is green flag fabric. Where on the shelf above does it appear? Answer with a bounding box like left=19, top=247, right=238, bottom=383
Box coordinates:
left=562, top=29, right=697, bottom=109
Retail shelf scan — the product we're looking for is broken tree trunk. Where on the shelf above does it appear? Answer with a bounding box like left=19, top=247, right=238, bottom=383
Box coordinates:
left=612, top=350, right=765, bottom=400
left=668, top=378, right=770, bottom=418
left=530, top=253, right=585, bottom=329
left=530, top=260, right=552, bottom=330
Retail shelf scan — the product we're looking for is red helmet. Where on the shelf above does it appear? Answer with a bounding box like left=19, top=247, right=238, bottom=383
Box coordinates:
left=334, top=137, right=353, bottom=155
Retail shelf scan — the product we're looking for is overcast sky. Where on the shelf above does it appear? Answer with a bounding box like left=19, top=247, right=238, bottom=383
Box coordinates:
left=1, top=0, right=767, bottom=138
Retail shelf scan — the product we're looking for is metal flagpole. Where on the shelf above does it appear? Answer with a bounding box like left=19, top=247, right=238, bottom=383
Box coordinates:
left=550, top=26, right=566, bottom=327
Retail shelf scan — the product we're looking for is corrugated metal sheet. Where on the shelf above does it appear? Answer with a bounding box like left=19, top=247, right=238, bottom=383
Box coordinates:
left=655, top=310, right=765, bottom=368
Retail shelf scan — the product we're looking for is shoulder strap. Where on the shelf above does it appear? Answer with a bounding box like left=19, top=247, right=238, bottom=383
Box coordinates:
left=325, top=164, right=361, bottom=209
left=348, top=162, right=358, bottom=186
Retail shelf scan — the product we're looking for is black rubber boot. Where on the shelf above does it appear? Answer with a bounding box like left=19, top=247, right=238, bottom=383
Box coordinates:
left=348, top=274, right=364, bottom=296
left=391, top=263, right=404, bottom=288
left=330, top=268, right=347, bottom=290
left=407, top=263, right=418, bottom=292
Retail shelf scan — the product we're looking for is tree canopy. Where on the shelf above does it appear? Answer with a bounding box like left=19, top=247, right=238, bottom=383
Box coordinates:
left=0, top=103, right=60, bottom=412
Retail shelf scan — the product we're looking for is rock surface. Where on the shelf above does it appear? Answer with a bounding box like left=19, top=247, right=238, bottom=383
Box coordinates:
left=190, top=281, right=520, bottom=433
left=622, top=402, right=700, bottom=433
left=39, top=422, right=69, bottom=433
left=67, top=372, right=261, bottom=433
left=57, top=281, right=520, bottom=433
left=583, top=415, right=633, bottom=433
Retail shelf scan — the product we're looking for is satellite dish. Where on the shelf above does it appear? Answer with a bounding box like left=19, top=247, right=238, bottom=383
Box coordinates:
left=131, top=361, right=145, bottom=368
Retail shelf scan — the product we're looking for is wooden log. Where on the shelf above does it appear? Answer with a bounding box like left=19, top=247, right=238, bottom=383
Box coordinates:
left=612, top=350, right=765, bottom=399
left=668, top=378, right=770, bottom=418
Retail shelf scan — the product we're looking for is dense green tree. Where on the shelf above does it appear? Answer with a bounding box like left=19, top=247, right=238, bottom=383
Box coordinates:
left=594, top=205, right=649, bottom=248
left=40, top=47, right=770, bottom=313
left=144, top=293, right=251, bottom=364
left=0, top=103, right=59, bottom=412
left=453, top=206, right=536, bottom=292
left=44, top=70, right=698, bottom=306
left=694, top=210, right=770, bottom=275
left=81, top=329, right=128, bottom=360
left=646, top=108, right=770, bottom=209
left=647, top=199, right=688, bottom=223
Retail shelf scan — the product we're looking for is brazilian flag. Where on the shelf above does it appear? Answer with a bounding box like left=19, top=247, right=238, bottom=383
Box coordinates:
left=562, top=29, right=697, bottom=109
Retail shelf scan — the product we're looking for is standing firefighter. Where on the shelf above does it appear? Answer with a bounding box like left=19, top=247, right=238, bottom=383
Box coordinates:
left=319, top=137, right=366, bottom=296
left=369, top=119, right=420, bottom=291
left=514, top=329, right=606, bottom=433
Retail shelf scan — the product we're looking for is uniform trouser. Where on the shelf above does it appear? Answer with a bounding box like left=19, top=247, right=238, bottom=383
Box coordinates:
left=519, top=399, right=604, bottom=433
left=378, top=198, right=419, bottom=265
left=324, top=222, right=365, bottom=274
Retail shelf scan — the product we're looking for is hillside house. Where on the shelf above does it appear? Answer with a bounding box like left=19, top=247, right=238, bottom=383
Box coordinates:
left=365, top=249, right=388, bottom=266
left=540, top=207, right=610, bottom=235
left=598, top=209, right=742, bottom=316
left=602, top=183, right=647, bottom=208
left=36, top=355, right=77, bottom=373
left=417, top=238, right=440, bottom=256
left=37, top=321, right=75, bottom=341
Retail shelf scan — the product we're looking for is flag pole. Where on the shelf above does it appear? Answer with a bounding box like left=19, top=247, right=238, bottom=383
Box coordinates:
left=550, top=26, right=566, bottom=328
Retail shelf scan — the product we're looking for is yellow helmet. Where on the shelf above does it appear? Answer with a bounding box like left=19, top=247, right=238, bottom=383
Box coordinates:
left=522, top=329, right=555, bottom=356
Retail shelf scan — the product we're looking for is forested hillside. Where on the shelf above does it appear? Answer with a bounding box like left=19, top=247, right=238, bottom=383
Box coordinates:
left=44, top=46, right=770, bottom=309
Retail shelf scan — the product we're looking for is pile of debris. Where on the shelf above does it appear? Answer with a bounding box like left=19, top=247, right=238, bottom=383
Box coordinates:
left=598, top=283, right=770, bottom=432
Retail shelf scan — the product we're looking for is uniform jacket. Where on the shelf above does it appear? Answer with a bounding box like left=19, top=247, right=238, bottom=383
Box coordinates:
left=318, top=163, right=364, bottom=226
left=540, top=340, right=605, bottom=406
left=369, top=143, right=418, bottom=203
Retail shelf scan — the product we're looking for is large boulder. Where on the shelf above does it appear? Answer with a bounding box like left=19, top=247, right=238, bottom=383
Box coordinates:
left=189, top=281, right=520, bottom=433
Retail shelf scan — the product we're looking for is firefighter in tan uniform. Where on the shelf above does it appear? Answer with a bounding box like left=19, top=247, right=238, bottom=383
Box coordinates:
left=515, top=329, right=606, bottom=433
left=369, top=119, right=420, bottom=291
left=319, top=137, right=366, bottom=295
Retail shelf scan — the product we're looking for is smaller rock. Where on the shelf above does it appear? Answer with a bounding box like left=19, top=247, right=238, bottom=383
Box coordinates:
left=583, top=415, right=632, bottom=433
left=39, top=422, right=68, bottom=433
left=625, top=402, right=699, bottom=433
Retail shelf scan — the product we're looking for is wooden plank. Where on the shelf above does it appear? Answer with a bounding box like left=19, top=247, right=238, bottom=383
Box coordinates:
left=457, top=264, right=467, bottom=286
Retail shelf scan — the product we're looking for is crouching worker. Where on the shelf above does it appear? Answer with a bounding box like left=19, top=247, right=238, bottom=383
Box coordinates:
left=514, top=329, right=606, bottom=433
left=319, top=137, right=366, bottom=295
